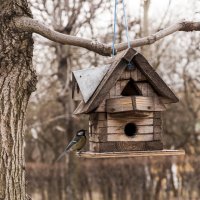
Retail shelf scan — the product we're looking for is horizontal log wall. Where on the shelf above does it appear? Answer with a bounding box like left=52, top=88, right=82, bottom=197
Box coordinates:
left=153, top=111, right=163, bottom=140
left=88, top=111, right=163, bottom=152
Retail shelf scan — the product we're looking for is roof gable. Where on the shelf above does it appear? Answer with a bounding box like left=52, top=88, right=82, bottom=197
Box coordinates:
left=133, top=53, right=178, bottom=103
left=72, top=65, right=109, bottom=102
left=73, top=48, right=178, bottom=114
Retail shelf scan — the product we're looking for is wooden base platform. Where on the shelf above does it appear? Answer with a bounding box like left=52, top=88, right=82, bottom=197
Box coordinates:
left=77, top=150, right=185, bottom=158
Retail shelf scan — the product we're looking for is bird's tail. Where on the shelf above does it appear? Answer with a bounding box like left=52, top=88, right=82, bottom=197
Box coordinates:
left=55, top=151, right=67, bottom=162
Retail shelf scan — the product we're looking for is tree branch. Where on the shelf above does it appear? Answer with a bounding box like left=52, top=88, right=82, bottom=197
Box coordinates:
left=13, top=17, right=200, bottom=56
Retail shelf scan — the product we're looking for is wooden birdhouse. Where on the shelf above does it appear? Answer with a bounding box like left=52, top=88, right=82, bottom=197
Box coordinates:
left=72, top=48, right=185, bottom=158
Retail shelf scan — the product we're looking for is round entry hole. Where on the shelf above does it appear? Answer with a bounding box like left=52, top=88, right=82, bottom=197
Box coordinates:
left=124, top=123, right=137, bottom=137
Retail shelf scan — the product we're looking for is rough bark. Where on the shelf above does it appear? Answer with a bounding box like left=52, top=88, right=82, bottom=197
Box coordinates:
left=0, top=1, right=37, bottom=199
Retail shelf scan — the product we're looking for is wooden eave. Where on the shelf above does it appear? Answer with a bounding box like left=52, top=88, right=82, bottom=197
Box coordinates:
left=74, top=48, right=138, bottom=114
left=133, top=53, right=178, bottom=103
left=73, top=48, right=178, bottom=115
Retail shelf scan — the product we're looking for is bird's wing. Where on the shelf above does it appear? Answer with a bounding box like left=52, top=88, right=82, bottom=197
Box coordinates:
left=56, top=136, right=79, bottom=161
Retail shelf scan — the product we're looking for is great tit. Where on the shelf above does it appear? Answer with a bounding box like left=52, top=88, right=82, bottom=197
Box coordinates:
left=56, top=129, right=86, bottom=161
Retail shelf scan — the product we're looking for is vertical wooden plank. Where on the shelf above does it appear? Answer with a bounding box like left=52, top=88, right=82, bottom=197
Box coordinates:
left=115, top=81, right=121, bottom=96
left=109, top=85, right=116, bottom=97
left=154, top=133, right=162, bottom=140
left=89, top=142, right=100, bottom=152
left=120, top=80, right=129, bottom=92
left=147, top=84, right=155, bottom=97
left=136, top=83, right=148, bottom=96
left=130, top=68, right=137, bottom=80
left=154, top=112, right=161, bottom=118
left=125, top=69, right=131, bottom=79
left=137, top=69, right=146, bottom=81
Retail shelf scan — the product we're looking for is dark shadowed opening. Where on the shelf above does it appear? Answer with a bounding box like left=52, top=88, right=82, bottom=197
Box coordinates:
left=121, top=79, right=141, bottom=96
left=124, top=123, right=137, bottom=137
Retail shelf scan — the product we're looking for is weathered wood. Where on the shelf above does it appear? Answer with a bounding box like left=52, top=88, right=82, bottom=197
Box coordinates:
left=137, top=68, right=147, bottom=81
left=154, top=126, right=162, bottom=133
left=123, top=48, right=137, bottom=62
left=106, top=96, right=133, bottom=113
left=73, top=81, right=84, bottom=101
left=77, top=149, right=185, bottom=158
left=119, top=69, right=131, bottom=80
left=91, top=127, right=107, bottom=134
left=82, top=48, right=137, bottom=113
left=95, top=100, right=106, bottom=112
left=109, top=85, right=116, bottom=97
left=107, top=125, right=153, bottom=134
left=107, top=134, right=154, bottom=142
left=73, top=89, right=83, bottom=101
left=133, top=53, right=179, bottom=103
left=145, top=141, right=163, bottom=150
left=90, top=120, right=107, bottom=128
left=154, top=133, right=162, bottom=140
left=129, top=68, right=147, bottom=81
left=107, top=118, right=153, bottom=126
left=133, top=96, right=166, bottom=111
left=73, top=101, right=85, bottom=114
left=115, top=81, right=122, bottom=96
left=89, top=124, right=92, bottom=134
left=154, top=112, right=161, bottom=118
left=89, top=142, right=100, bottom=152
left=159, top=97, right=176, bottom=104
left=136, top=82, right=155, bottom=97
left=72, top=65, right=109, bottom=103
left=120, top=79, right=129, bottom=93
left=153, top=118, right=162, bottom=126
left=87, top=140, right=164, bottom=153
left=107, top=111, right=154, bottom=119
left=89, top=134, right=107, bottom=142
left=89, top=113, right=107, bottom=121
left=106, top=96, right=166, bottom=113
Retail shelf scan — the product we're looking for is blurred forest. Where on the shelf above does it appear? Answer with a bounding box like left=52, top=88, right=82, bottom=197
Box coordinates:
left=25, top=0, right=200, bottom=199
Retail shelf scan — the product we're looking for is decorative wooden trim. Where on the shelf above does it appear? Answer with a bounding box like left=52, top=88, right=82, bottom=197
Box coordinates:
left=106, top=96, right=166, bottom=113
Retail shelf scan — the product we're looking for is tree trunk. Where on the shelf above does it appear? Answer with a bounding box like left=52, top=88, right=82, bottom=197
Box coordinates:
left=0, top=1, right=36, bottom=199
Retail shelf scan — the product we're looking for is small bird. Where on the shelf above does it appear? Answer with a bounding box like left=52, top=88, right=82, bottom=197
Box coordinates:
left=56, top=129, right=86, bottom=161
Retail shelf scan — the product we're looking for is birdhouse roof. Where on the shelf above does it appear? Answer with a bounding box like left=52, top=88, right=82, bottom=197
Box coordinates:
left=72, top=48, right=178, bottom=114
left=72, top=65, right=109, bottom=102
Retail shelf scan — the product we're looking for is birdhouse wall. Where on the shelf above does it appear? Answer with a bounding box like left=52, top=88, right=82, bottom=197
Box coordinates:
left=88, top=111, right=163, bottom=153
left=98, top=67, right=167, bottom=114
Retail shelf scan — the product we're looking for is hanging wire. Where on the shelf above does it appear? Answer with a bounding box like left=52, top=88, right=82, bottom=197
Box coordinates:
left=112, top=0, right=118, bottom=56
left=122, top=0, right=130, bottom=48
left=112, top=0, right=131, bottom=56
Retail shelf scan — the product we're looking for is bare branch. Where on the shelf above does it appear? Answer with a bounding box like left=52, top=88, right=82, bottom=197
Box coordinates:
left=115, top=21, right=200, bottom=52
left=13, top=16, right=112, bottom=56
left=13, top=17, right=200, bottom=56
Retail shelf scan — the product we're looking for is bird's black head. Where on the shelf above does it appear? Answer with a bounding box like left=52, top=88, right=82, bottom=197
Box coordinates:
left=76, top=129, right=86, bottom=136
